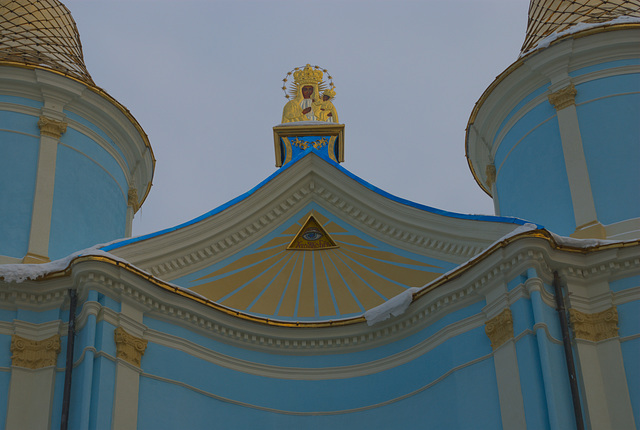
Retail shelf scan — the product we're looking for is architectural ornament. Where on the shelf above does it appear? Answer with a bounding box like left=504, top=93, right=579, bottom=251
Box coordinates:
left=485, top=164, right=496, bottom=188
left=38, top=116, right=68, bottom=139
left=281, top=64, right=338, bottom=123
left=128, top=188, right=140, bottom=213
left=484, top=309, right=514, bottom=350
left=10, top=334, right=61, bottom=369
left=114, top=327, right=148, bottom=367
left=548, top=84, right=577, bottom=111
left=569, top=306, right=618, bottom=342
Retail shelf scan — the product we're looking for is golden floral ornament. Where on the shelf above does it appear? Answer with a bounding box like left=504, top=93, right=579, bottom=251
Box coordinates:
left=38, top=115, right=67, bottom=139
left=548, top=84, right=577, bottom=111
left=11, top=334, right=61, bottom=369
left=484, top=308, right=514, bottom=350
left=569, top=306, right=619, bottom=342
left=114, top=327, right=148, bottom=367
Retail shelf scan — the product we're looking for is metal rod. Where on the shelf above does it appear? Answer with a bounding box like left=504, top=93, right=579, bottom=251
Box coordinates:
left=552, top=271, right=585, bottom=430
left=60, top=288, right=77, bottom=430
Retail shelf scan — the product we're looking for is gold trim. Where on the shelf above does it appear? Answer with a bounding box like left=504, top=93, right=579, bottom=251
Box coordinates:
left=548, top=84, right=577, bottom=111
left=569, top=307, right=618, bottom=342
left=484, top=309, right=514, bottom=350
left=38, top=116, right=67, bottom=138
left=21, top=234, right=640, bottom=328
left=328, top=135, right=338, bottom=163
left=11, top=334, right=61, bottom=369
left=114, top=327, right=148, bottom=367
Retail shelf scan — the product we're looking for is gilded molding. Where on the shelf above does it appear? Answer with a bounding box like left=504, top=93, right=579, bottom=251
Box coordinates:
left=569, top=306, right=618, bottom=342
left=114, top=327, right=147, bottom=367
left=485, top=309, right=514, bottom=350
left=128, top=188, right=140, bottom=213
left=38, top=116, right=67, bottom=138
left=10, top=334, right=61, bottom=369
left=548, top=84, right=577, bottom=111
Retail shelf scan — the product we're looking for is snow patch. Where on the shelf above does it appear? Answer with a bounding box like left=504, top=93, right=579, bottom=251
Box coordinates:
left=364, top=223, right=540, bottom=326
left=521, top=16, right=640, bottom=58
left=549, top=232, right=620, bottom=248
left=364, top=287, right=421, bottom=326
left=0, top=245, right=131, bottom=283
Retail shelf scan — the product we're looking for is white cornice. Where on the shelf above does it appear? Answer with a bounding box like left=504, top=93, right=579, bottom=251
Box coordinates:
left=112, top=154, right=519, bottom=280
left=2, top=236, right=639, bottom=357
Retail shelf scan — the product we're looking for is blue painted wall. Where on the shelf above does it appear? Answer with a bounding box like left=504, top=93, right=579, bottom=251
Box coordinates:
left=0, top=114, right=40, bottom=259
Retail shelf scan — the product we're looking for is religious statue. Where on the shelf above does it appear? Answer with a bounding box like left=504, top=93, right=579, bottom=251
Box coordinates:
left=281, top=64, right=338, bottom=124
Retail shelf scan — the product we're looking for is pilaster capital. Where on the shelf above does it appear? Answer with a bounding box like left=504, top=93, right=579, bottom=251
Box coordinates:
left=10, top=334, right=61, bottom=369
left=548, top=84, right=577, bottom=111
left=114, top=327, right=148, bottom=367
left=569, top=306, right=618, bottom=342
left=38, top=116, right=67, bottom=139
left=485, top=308, right=514, bottom=350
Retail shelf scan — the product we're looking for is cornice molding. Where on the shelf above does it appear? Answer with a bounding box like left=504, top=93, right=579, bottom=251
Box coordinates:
left=112, top=156, right=514, bottom=280
left=2, top=236, right=639, bottom=353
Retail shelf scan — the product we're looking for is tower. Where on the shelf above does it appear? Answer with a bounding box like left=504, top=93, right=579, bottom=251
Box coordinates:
left=466, top=0, right=640, bottom=239
left=0, top=0, right=154, bottom=263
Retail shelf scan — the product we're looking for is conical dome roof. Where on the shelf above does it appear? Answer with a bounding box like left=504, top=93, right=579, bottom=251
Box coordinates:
left=0, top=0, right=93, bottom=85
left=521, top=0, right=640, bottom=54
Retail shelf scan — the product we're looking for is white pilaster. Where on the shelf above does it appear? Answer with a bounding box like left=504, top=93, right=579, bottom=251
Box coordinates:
left=5, top=367, right=57, bottom=430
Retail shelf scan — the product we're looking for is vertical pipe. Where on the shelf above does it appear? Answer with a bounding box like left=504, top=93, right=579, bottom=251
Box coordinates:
left=60, top=288, right=77, bottom=430
left=552, top=271, right=585, bottom=430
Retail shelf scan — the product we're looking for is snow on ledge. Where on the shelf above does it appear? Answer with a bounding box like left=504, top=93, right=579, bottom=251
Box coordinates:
left=0, top=244, right=130, bottom=283
left=520, top=16, right=640, bottom=58
left=364, top=287, right=421, bottom=326
left=364, top=223, right=540, bottom=326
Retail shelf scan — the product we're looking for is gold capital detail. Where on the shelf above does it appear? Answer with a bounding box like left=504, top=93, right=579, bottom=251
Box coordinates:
left=548, top=84, right=577, bottom=111
left=485, top=164, right=496, bottom=188
left=114, top=327, right=147, bottom=367
left=128, top=188, right=140, bottom=213
left=38, top=116, right=67, bottom=138
left=10, top=334, right=61, bottom=369
left=485, top=309, right=514, bottom=350
left=569, top=306, right=618, bottom=342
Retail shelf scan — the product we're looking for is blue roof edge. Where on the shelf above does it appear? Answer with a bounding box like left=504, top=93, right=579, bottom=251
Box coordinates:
left=102, top=148, right=541, bottom=252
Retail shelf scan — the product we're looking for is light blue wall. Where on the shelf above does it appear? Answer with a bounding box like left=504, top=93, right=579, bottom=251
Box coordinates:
left=0, top=114, right=40, bottom=258
left=576, top=75, right=640, bottom=226
left=48, top=133, right=128, bottom=259
left=495, top=111, right=576, bottom=234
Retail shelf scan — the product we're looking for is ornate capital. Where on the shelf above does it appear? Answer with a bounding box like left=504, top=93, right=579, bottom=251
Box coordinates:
left=485, top=164, right=496, bottom=188
left=38, top=116, right=67, bottom=138
left=11, top=334, right=61, bottom=369
left=127, top=188, right=140, bottom=213
left=114, top=327, right=147, bottom=367
left=569, top=306, right=618, bottom=342
left=548, top=84, right=577, bottom=111
left=485, top=309, right=514, bottom=350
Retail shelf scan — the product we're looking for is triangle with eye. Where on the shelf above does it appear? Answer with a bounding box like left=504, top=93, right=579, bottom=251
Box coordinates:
left=287, top=215, right=339, bottom=251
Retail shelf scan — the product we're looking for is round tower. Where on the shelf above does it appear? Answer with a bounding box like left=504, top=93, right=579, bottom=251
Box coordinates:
left=0, top=0, right=154, bottom=263
left=466, top=0, right=640, bottom=240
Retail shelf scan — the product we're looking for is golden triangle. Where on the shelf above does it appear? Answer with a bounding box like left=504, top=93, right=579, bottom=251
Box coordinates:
left=287, top=215, right=338, bottom=251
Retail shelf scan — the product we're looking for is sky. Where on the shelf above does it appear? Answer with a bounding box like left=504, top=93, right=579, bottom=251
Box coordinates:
left=64, top=0, right=532, bottom=237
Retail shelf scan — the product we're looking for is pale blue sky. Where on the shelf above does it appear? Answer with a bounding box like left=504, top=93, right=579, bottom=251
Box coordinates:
left=65, top=0, right=531, bottom=236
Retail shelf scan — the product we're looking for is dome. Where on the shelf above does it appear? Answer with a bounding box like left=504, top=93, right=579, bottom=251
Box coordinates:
left=521, top=0, right=640, bottom=54
left=0, top=0, right=93, bottom=85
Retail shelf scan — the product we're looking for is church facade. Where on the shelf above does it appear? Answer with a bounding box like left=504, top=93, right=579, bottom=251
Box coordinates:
left=0, top=1, right=639, bottom=429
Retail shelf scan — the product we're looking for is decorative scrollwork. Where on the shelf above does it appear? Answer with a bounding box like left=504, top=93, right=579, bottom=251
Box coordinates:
left=114, top=327, right=148, bottom=367
left=485, top=309, right=514, bottom=350
left=11, top=334, right=61, bottom=369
